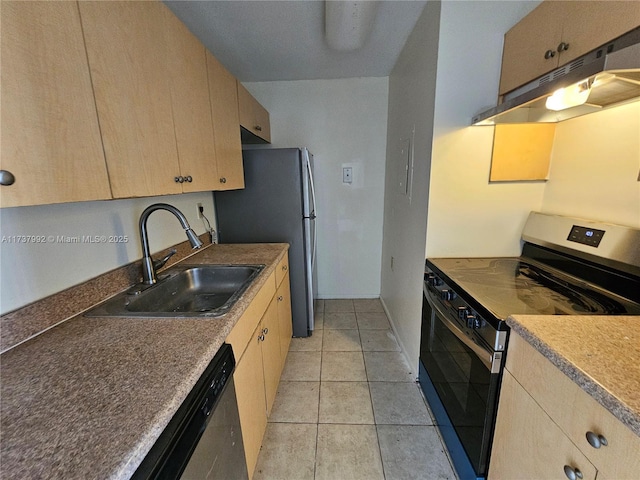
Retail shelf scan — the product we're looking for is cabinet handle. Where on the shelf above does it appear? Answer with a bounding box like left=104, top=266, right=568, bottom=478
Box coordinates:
left=563, top=466, right=583, bottom=480
left=278, top=295, right=284, bottom=302
left=258, top=333, right=265, bottom=342
left=544, top=49, right=556, bottom=60
left=0, top=170, right=16, bottom=186
left=220, top=177, right=227, bottom=184
left=585, top=431, right=608, bottom=449
left=185, top=175, right=193, bottom=183
left=175, top=176, right=184, bottom=183
left=557, top=42, right=570, bottom=53
left=254, top=125, right=262, bottom=132
left=282, top=265, right=288, bottom=271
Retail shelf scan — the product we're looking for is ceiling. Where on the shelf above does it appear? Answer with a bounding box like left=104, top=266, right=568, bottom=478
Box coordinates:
left=163, top=1, right=429, bottom=82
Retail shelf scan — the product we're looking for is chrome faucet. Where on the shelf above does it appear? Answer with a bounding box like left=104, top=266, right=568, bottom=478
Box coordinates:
left=139, top=203, right=203, bottom=284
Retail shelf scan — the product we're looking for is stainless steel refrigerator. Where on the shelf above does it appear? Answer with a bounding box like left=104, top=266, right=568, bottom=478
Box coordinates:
left=214, top=148, right=317, bottom=337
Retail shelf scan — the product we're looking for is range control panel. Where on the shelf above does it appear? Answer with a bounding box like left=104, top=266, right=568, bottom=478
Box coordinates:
left=567, top=225, right=605, bottom=248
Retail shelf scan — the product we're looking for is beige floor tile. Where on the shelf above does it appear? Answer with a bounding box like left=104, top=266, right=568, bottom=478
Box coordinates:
left=280, top=351, right=321, bottom=381
left=353, top=298, right=384, bottom=313
left=369, top=382, right=433, bottom=425
left=319, top=381, right=374, bottom=424
left=324, top=299, right=355, bottom=313
left=322, top=329, right=361, bottom=352
left=289, top=329, right=323, bottom=351
left=253, top=423, right=317, bottom=480
left=377, top=425, right=457, bottom=479
left=324, top=312, right=357, bottom=329
left=268, top=381, right=319, bottom=423
left=360, top=329, right=401, bottom=352
left=321, top=351, right=367, bottom=381
left=364, top=352, right=415, bottom=382
left=315, top=299, right=325, bottom=313
left=356, top=312, right=391, bottom=329
left=315, top=424, right=385, bottom=480
left=313, top=310, right=324, bottom=330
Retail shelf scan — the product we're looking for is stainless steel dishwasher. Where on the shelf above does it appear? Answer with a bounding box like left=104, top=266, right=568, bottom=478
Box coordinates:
left=133, top=343, right=248, bottom=480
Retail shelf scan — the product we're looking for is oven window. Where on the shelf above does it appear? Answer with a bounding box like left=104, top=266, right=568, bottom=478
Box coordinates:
left=420, top=297, right=499, bottom=476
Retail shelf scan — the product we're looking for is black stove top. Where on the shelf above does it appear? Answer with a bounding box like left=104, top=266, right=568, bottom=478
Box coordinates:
left=427, top=254, right=640, bottom=321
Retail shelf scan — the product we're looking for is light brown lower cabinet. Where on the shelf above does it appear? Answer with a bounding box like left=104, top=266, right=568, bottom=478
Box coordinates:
left=227, top=253, right=293, bottom=479
left=489, top=333, right=640, bottom=480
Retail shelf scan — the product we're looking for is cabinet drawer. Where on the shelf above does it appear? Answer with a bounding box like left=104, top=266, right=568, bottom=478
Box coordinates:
left=226, top=271, right=276, bottom=361
left=275, top=254, right=290, bottom=287
left=506, top=334, right=640, bottom=478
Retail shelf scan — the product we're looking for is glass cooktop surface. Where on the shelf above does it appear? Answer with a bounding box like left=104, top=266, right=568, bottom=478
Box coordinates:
left=427, top=257, right=640, bottom=320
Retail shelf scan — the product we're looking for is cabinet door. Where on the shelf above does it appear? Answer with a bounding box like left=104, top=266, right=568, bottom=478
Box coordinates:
left=499, top=1, right=563, bottom=95
left=489, top=370, right=597, bottom=480
left=79, top=1, right=182, bottom=199
left=162, top=7, right=219, bottom=193
left=261, top=297, right=282, bottom=416
left=238, top=81, right=271, bottom=143
left=277, top=273, right=293, bottom=364
left=558, top=1, right=640, bottom=65
left=233, top=327, right=267, bottom=479
left=206, top=51, right=244, bottom=190
left=0, top=1, right=111, bottom=207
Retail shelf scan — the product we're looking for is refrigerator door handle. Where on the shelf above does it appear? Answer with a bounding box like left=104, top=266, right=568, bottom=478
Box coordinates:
left=303, top=149, right=318, bottom=269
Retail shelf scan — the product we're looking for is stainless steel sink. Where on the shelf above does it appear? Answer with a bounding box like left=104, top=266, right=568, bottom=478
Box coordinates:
left=85, top=264, right=264, bottom=317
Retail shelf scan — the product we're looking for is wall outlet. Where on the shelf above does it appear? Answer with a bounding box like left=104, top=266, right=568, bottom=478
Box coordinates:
left=343, top=167, right=353, bottom=184
left=196, top=203, right=203, bottom=219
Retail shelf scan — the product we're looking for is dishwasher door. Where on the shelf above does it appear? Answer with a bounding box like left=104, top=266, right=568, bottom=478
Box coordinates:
left=133, top=344, right=248, bottom=480
left=180, top=375, right=247, bottom=479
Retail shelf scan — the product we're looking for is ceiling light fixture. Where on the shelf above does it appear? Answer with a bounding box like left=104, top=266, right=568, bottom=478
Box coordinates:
left=325, top=1, right=379, bottom=52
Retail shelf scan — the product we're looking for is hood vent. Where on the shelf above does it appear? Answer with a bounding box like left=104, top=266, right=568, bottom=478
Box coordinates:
left=472, top=27, right=640, bottom=125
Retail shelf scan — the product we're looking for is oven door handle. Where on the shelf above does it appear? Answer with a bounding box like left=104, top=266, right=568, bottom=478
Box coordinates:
left=426, top=289, right=501, bottom=373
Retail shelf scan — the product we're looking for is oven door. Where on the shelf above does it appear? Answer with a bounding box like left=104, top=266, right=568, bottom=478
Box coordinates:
left=419, top=286, right=502, bottom=480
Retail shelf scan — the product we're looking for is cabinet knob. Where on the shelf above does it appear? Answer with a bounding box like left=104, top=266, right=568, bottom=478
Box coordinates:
left=185, top=175, right=193, bottom=183
left=254, top=125, right=262, bottom=132
left=557, top=42, right=570, bottom=53
left=278, top=295, right=284, bottom=302
left=258, top=333, right=265, bottom=342
left=175, top=176, right=184, bottom=183
left=0, top=170, right=16, bottom=186
left=262, top=327, right=269, bottom=335
left=544, top=49, right=556, bottom=59
left=563, top=465, right=583, bottom=480
left=220, top=177, right=227, bottom=184
left=282, top=265, right=288, bottom=271
left=585, top=431, right=608, bottom=449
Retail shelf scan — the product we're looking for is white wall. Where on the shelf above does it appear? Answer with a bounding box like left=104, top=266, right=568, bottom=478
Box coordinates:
left=0, top=192, right=214, bottom=314
left=541, top=101, right=640, bottom=227
left=426, top=0, right=544, bottom=259
left=245, top=78, right=389, bottom=298
left=380, top=0, right=440, bottom=374
left=381, top=0, right=542, bottom=373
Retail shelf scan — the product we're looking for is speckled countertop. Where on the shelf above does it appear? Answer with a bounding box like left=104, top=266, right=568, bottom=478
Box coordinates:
left=507, top=315, right=640, bottom=437
left=0, top=243, right=288, bottom=480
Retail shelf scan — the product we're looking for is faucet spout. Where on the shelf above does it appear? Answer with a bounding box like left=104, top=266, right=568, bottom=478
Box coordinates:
left=139, top=203, right=204, bottom=284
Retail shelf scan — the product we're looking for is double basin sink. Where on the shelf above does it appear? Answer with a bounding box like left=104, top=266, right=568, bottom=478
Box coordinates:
left=86, top=264, right=264, bottom=318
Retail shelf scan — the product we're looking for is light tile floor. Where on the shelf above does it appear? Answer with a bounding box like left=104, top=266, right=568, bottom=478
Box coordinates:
left=253, top=298, right=458, bottom=480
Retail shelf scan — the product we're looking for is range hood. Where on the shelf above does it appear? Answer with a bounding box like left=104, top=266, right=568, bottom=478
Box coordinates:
left=472, top=26, right=640, bottom=125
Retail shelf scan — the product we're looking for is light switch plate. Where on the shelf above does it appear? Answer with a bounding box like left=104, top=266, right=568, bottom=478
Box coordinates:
left=343, top=167, right=353, bottom=184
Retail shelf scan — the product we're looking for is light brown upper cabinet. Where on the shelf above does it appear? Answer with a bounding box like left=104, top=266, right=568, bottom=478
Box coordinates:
left=238, top=82, right=272, bottom=144
left=162, top=7, right=220, bottom=193
left=206, top=52, right=245, bottom=190
left=499, top=1, right=640, bottom=95
left=79, top=1, right=183, bottom=199
left=0, top=1, right=111, bottom=207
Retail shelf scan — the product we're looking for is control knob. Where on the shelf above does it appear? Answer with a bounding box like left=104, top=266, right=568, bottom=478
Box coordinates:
left=440, top=289, right=456, bottom=301
left=458, top=306, right=481, bottom=329
left=426, top=273, right=442, bottom=287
